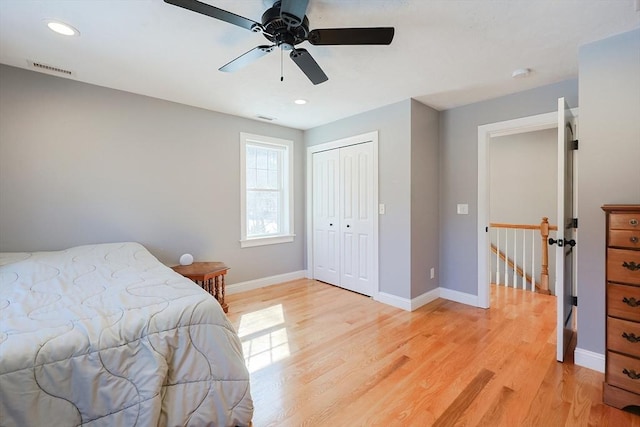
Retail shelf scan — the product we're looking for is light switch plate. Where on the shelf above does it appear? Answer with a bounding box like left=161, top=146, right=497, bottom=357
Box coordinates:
left=379, top=204, right=385, bottom=215
left=457, top=204, right=469, bottom=215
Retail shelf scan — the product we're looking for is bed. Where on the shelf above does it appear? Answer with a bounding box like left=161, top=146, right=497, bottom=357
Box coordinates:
left=0, top=242, right=253, bottom=426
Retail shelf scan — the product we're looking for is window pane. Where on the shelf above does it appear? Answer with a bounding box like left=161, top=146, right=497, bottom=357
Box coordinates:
left=268, top=170, right=279, bottom=188
left=256, top=148, right=268, bottom=169
left=247, top=190, right=281, bottom=237
left=257, top=169, right=269, bottom=188
left=268, top=150, right=278, bottom=169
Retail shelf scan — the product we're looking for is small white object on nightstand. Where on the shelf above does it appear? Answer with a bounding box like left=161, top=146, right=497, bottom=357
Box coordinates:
left=179, top=253, right=194, bottom=266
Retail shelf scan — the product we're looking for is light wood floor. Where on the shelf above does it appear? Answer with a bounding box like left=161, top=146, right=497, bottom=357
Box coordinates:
left=226, top=279, right=639, bottom=426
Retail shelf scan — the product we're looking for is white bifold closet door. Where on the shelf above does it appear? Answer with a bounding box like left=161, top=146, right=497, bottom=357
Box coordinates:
left=312, top=142, right=375, bottom=296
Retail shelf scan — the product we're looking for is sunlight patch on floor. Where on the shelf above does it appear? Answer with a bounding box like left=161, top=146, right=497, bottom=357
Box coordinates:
left=238, top=304, right=290, bottom=373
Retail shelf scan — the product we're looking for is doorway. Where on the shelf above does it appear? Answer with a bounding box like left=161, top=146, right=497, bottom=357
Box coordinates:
left=477, top=105, right=579, bottom=362
left=477, top=111, right=562, bottom=308
left=489, top=128, right=558, bottom=295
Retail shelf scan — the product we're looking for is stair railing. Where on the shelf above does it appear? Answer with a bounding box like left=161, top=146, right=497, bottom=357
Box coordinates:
left=489, top=217, right=557, bottom=294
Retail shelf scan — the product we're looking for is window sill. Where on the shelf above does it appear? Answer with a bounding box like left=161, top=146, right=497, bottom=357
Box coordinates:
left=240, top=234, right=295, bottom=248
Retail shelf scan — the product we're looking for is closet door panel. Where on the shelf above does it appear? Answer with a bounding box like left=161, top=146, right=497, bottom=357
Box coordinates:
left=312, top=149, right=340, bottom=285
left=340, top=142, right=375, bottom=295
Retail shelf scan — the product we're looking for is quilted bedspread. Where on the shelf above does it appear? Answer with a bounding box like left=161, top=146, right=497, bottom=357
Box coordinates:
left=0, top=243, right=253, bottom=426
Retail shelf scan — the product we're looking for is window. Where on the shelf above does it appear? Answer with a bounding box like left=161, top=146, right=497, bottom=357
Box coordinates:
left=240, top=133, right=294, bottom=248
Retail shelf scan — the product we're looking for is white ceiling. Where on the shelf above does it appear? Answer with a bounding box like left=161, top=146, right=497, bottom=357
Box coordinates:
left=1, top=0, right=638, bottom=130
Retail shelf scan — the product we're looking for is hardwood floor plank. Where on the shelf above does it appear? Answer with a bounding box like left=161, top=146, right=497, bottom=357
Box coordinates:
left=431, top=368, right=495, bottom=427
left=475, top=386, right=516, bottom=427
left=226, top=280, right=639, bottom=426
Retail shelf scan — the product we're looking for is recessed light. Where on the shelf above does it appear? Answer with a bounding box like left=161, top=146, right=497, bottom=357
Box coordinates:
left=46, top=21, right=79, bottom=36
left=511, top=68, right=531, bottom=78
left=294, top=99, right=307, bottom=105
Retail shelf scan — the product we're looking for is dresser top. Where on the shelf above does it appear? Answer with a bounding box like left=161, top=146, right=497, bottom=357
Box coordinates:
left=602, top=204, right=640, bottom=212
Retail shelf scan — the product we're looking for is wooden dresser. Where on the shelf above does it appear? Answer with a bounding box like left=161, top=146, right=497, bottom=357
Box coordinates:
left=603, top=204, right=640, bottom=410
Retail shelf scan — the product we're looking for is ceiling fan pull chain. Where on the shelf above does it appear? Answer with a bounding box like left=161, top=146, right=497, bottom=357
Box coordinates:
left=281, top=46, right=284, bottom=82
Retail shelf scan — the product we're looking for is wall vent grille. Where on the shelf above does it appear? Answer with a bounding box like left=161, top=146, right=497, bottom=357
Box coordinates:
left=28, top=61, right=73, bottom=75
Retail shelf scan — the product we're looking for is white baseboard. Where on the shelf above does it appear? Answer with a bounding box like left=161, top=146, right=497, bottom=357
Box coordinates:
left=574, top=347, right=605, bottom=373
left=375, top=292, right=412, bottom=311
left=375, top=287, right=441, bottom=312
left=439, top=287, right=480, bottom=307
left=410, top=288, right=441, bottom=311
left=226, top=270, right=307, bottom=295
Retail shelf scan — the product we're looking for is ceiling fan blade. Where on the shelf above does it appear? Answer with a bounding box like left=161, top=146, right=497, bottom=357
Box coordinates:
left=164, top=0, right=263, bottom=32
left=308, top=27, right=395, bottom=45
left=220, top=45, right=275, bottom=72
left=280, top=0, right=309, bottom=27
left=290, top=48, right=328, bottom=85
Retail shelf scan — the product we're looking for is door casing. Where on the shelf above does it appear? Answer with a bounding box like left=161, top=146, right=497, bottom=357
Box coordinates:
left=306, top=131, right=379, bottom=297
left=477, top=109, right=578, bottom=308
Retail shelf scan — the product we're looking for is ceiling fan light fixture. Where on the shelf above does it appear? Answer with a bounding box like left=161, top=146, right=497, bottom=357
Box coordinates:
left=46, top=20, right=79, bottom=36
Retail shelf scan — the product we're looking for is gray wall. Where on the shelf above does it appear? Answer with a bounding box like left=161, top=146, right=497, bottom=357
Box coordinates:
left=577, top=29, right=640, bottom=355
left=490, top=129, right=557, bottom=226
left=0, top=64, right=305, bottom=284
left=439, top=79, right=578, bottom=296
left=305, top=100, right=413, bottom=299
left=410, top=99, right=440, bottom=298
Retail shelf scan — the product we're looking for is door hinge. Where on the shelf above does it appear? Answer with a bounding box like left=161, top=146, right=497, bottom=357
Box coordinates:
left=571, top=296, right=578, bottom=307
left=571, top=140, right=579, bottom=150
left=572, top=218, right=578, bottom=229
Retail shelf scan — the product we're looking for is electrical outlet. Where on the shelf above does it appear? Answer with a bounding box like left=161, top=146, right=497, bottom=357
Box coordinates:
left=430, top=267, right=435, bottom=279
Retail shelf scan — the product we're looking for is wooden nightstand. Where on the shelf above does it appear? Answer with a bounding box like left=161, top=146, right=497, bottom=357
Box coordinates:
left=172, top=262, right=230, bottom=313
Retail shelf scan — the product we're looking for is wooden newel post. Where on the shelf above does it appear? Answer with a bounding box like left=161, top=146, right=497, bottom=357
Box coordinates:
left=540, top=217, right=550, bottom=293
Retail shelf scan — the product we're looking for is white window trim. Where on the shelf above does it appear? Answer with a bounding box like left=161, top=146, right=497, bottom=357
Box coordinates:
left=240, top=132, right=295, bottom=248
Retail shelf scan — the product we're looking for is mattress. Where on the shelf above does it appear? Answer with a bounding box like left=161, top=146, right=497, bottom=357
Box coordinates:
left=0, top=242, right=253, bottom=426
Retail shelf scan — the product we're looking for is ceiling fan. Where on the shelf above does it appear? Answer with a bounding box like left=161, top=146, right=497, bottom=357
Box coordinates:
left=164, top=0, right=395, bottom=85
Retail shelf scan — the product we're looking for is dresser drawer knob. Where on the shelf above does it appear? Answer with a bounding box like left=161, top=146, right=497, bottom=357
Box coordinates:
left=623, top=368, right=640, bottom=380
left=631, top=219, right=639, bottom=227
left=622, top=261, right=640, bottom=271
left=622, top=332, right=640, bottom=343
left=623, top=297, right=640, bottom=307
left=632, top=236, right=639, bottom=244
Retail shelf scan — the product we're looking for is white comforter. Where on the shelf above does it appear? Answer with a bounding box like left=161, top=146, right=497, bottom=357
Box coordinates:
left=0, top=243, right=253, bottom=426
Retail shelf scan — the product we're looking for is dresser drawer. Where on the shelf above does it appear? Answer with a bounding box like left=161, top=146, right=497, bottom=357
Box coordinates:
left=608, top=248, right=640, bottom=285
left=608, top=283, right=640, bottom=321
left=609, top=230, right=640, bottom=249
left=608, top=317, right=640, bottom=357
left=610, top=213, right=640, bottom=231
left=607, top=351, right=640, bottom=395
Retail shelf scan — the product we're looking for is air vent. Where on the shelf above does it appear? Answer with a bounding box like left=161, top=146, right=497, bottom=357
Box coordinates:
left=28, top=61, right=73, bottom=76
left=256, top=115, right=275, bottom=121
